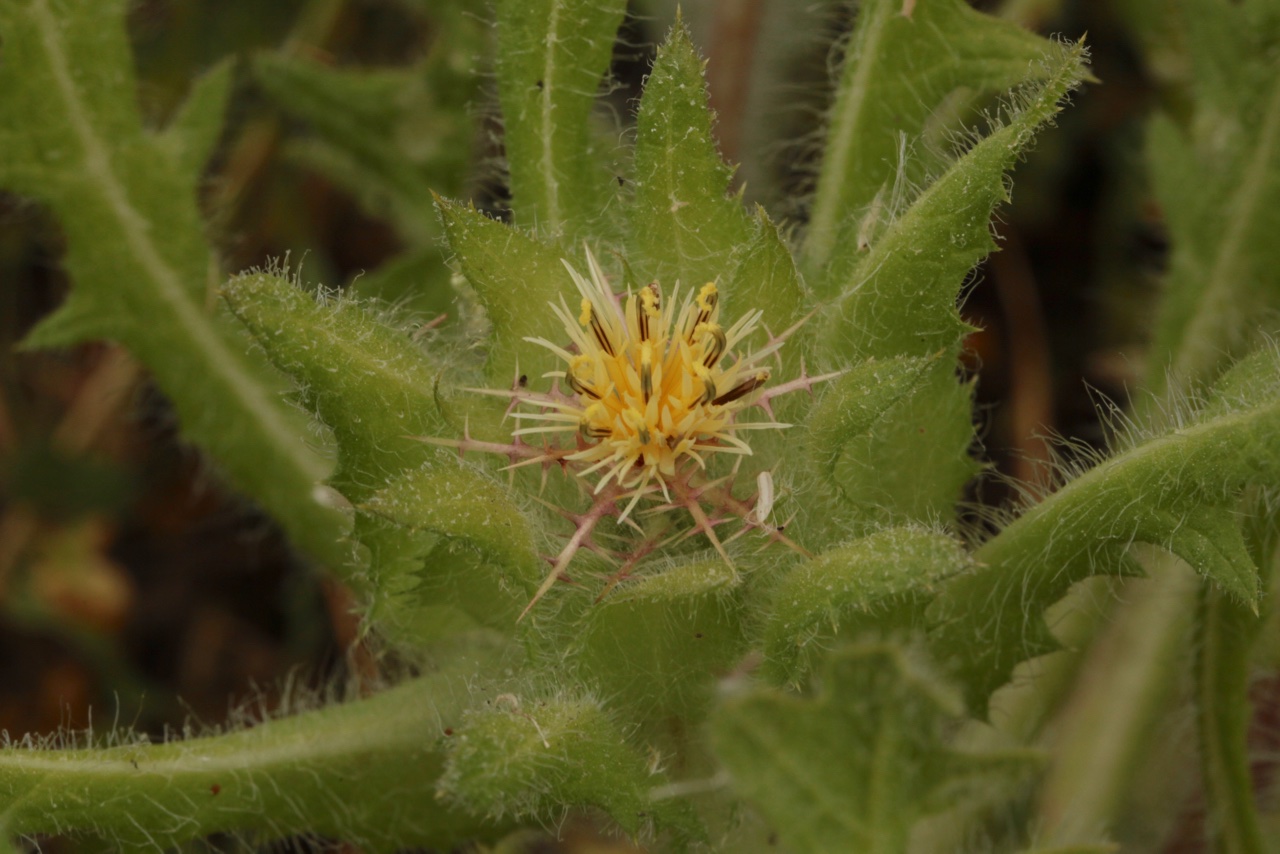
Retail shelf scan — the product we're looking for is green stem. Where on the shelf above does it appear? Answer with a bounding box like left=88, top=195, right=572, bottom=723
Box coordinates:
left=0, top=668, right=496, bottom=849
left=1196, top=494, right=1274, bottom=853
left=1197, top=585, right=1266, bottom=853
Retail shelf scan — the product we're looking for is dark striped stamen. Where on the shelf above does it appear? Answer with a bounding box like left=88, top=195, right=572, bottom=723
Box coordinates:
left=568, top=373, right=600, bottom=399
left=695, top=366, right=718, bottom=405
left=699, top=323, right=726, bottom=368
left=640, top=342, right=654, bottom=402
left=580, top=299, right=616, bottom=356
left=712, top=370, right=769, bottom=406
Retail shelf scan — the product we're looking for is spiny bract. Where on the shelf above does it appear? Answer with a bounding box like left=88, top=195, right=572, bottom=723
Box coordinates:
left=441, top=248, right=836, bottom=617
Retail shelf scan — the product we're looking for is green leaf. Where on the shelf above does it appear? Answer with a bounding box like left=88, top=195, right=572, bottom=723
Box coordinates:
left=1197, top=585, right=1268, bottom=853
left=803, top=355, right=979, bottom=533
left=363, top=462, right=541, bottom=584
left=253, top=24, right=480, bottom=244
left=714, top=641, right=995, bottom=854
left=629, top=17, right=752, bottom=290
left=157, top=59, right=233, bottom=181
left=1206, top=344, right=1280, bottom=411
left=805, top=357, right=934, bottom=482
left=802, top=0, right=1059, bottom=279
left=1144, top=3, right=1280, bottom=395
left=1195, top=485, right=1275, bottom=853
left=725, top=206, right=807, bottom=329
left=836, top=365, right=976, bottom=525
left=571, top=558, right=744, bottom=727
left=1176, top=0, right=1280, bottom=121
left=360, top=460, right=544, bottom=625
left=817, top=38, right=1088, bottom=360
left=350, top=511, right=487, bottom=647
left=0, top=0, right=348, bottom=564
left=0, top=666, right=498, bottom=849
left=439, top=692, right=702, bottom=840
left=496, top=0, right=626, bottom=234
left=929, top=345, right=1280, bottom=714
left=221, top=271, right=445, bottom=499
left=797, top=39, right=1084, bottom=552
left=763, top=528, right=971, bottom=685
left=437, top=197, right=573, bottom=383
left=347, top=245, right=456, bottom=318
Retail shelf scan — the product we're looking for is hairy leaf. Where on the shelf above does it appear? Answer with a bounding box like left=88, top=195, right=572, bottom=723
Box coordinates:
left=0, top=0, right=348, bottom=564
left=572, top=558, right=744, bottom=727
left=349, top=512, right=487, bottom=646
left=804, top=39, right=1083, bottom=553
left=804, top=355, right=978, bottom=532
left=763, top=528, right=970, bottom=685
left=929, top=346, right=1280, bottom=714
left=439, top=692, right=702, bottom=839
left=437, top=197, right=573, bottom=383
left=818, top=38, right=1087, bottom=361
left=802, top=0, right=1059, bottom=279
left=725, top=207, right=807, bottom=330
left=714, top=641, right=1018, bottom=854
left=1145, top=0, right=1280, bottom=395
left=222, top=271, right=444, bottom=498
left=496, top=0, right=626, bottom=234
left=630, top=17, right=753, bottom=290
left=360, top=460, right=543, bottom=624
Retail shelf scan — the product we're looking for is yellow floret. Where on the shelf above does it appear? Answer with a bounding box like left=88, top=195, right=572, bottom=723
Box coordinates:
left=516, top=249, right=784, bottom=518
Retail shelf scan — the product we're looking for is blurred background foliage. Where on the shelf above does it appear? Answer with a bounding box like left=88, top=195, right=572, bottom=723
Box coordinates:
left=0, top=0, right=1214, bottom=849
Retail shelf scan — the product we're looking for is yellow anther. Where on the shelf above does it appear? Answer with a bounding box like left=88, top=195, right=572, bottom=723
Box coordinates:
left=641, top=284, right=661, bottom=317
left=568, top=354, right=599, bottom=398
left=696, top=283, right=718, bottom=313
left=579, top=402, right=611, bottom=439
left=519, top=250, right=796, bottom=507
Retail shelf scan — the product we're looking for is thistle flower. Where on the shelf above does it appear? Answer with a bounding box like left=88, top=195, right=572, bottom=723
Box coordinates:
left=433, top=248, right=838, bottom=618
left=517, top=249, right=789, bottom=521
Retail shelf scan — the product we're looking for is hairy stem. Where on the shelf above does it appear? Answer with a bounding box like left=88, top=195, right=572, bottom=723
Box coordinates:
left=0, top=668, right=496, bottom=849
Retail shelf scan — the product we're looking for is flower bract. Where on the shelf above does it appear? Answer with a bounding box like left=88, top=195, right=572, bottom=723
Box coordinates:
left=427, top=247, right=838, bottom=617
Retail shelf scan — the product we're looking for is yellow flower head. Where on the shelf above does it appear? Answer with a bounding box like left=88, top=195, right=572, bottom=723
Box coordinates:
left=518, top=249, right=785, bottom=519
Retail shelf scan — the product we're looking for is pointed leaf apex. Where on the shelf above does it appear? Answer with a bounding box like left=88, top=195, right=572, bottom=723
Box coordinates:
left=19, top=294, right=113, bottom=350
